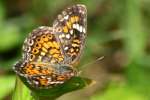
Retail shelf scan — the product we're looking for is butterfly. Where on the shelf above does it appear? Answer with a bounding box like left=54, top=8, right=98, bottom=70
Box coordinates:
left=13, top=4, right=87, bottom=89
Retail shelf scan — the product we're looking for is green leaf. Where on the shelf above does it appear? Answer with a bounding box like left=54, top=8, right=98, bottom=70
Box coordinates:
left=13, top=76, right=92, bottom=100
left=32, top=77, right=92, bottom=100
left=12, top=76, right=34, bottom=100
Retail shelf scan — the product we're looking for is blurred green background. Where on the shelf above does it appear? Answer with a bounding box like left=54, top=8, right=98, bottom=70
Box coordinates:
left=0, top=0, right=150, bottom=100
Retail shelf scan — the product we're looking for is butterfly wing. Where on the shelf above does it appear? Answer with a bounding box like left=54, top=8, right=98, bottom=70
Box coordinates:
left=22, top=26, right=64, bottom=64
left=14, top=26, right=75, bottom=88
left=53, top=4, right=87, bottom=65
left=14, top=4, right=87, bottom=88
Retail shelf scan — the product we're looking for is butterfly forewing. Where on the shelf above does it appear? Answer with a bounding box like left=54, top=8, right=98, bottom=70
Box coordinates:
left=53, top=4, right=87, bottom=65
left=22, top=26, right=64, bottom=64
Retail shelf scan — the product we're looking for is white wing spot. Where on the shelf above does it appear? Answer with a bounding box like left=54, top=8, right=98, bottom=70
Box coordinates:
left=62, top=11, right=67, bottom=15
left=39, top=26, right=45, bottom=29
left=59, top=35, right=62, bottom=39
left=62, top=34, right=65, bottom=38
left=70, top=30, right=73, bottom=35
left=59, top=34, right=65, bottom=39
left=34, top=81, right=39, bottom=85
left=76, top=24, right=80, bottom=31
left=79, top=9, right=83, bottom=13
left=73, top=24, right=76, bottom=29
left=64, top=15, right=69, bottom=20
left=79, top=26, right=83, bottom=32
left=64, top=46, right=69, bottom=50
left=66, top=34, right=70, bottom=39
left=38, top=56, right=42, bottom=62
left=50, top=81, right=63, bottom=84
left=41, top=52, right=46, bottom=56
left=83, top=28, right=86, bottom=33
left=41, top=76, right=46, bottom=78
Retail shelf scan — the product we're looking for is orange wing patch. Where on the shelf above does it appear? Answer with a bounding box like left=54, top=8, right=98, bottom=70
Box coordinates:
left=62, top=16, right=80, bottom=33
left=63, top=26, right=68, bottom=33
left=66, top=21, right=72, bottom=29
left=29, top=33, right=64, bottom=63
left=23, top=63, right=53, bottom=76
left=70, top=16, right=79, bottom=23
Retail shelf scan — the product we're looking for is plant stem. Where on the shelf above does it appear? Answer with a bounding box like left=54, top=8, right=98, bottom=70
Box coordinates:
left=12, top=76, right=33, bottom=100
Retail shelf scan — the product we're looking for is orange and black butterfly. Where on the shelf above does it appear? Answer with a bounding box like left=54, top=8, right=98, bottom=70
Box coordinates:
left=14, top=4, right=87, bottom=89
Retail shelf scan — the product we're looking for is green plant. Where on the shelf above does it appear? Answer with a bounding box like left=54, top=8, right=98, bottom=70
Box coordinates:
left=12, top=76, right=92, bottom=100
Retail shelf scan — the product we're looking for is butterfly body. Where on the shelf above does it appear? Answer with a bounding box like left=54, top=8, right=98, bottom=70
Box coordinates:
left=14, top=4, right=87, bottom=89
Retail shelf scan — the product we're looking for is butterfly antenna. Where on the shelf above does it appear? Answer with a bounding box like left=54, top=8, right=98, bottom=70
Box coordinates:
left=79, top=56, right=104, bottom=70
